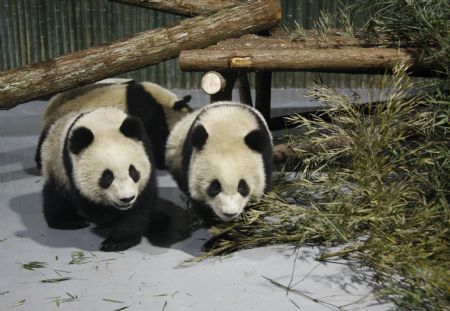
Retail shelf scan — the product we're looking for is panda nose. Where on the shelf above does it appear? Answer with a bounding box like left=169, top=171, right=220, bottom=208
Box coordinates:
left=223, top=212, right=238, bottom=218
left=119, top=196, right=135, bottom=203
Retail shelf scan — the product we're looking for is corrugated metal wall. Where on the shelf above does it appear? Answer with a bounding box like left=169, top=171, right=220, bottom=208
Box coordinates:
left=0, top=0, right=366, bottom=89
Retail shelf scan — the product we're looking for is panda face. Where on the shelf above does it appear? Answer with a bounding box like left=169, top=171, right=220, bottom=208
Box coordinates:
left=97, top=164, right=141, bottom=210
left=68, top=109, right=151, bottom=210
left=203, top=178, right=251, bottom=221
left=189, top=150, right=266, bottom=221
left=192, top=156, right=263, bottom=221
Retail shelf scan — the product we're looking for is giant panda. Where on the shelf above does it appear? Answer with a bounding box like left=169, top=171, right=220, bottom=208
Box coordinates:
left=41, top=106, right=157, bottom=251
left=36, top=80, right=192, bottom=170
left=165, top=101, right=273, bottom=223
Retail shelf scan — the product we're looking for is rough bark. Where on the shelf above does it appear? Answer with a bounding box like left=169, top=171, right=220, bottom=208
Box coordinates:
left=179, top=47, right=429, bottom=74
left=109, top=0, right=244, bottom=16
left=210, top=31, right=365, bottom=50
left=0, top=0, right=281, bottom=109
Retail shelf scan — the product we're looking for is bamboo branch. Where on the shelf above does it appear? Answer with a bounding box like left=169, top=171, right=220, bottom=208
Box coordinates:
left=0, top=0, right=281, bottom=109
left=109, top=0, right=244, bottom=16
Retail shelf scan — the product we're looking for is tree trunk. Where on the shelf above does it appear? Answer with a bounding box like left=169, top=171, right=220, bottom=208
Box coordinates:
left=0, top=0, right=281, bottom=110
left=179, top=47, right=429, bottom=74
left=109, top=0, right=244, bottom=16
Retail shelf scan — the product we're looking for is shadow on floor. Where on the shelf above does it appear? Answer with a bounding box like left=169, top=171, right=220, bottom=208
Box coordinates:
left=8, top=189, right=207, bottom=255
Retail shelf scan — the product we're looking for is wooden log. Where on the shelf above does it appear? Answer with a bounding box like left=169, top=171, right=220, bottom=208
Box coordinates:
left=209, top=31, right=365, bottom=50
left=201, top=71, right=226, bottom=95
left=109, top=0, right=244, bottom=16
left=179, top=47, right=430, bottom=74
left=0, top=0, right=281, bottom=109
left=272, top=144, right=297, bottom=164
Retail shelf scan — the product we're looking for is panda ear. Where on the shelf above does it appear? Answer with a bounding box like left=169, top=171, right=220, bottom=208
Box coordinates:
left=192, top=125, right=208, bottom=150
left=244, top=129, right=268, bottom=153
left=70, top=127, right=94, bottom=154
left=120, top=117, right=144, bottom=141
left=173, top=95, right=192, bottom=112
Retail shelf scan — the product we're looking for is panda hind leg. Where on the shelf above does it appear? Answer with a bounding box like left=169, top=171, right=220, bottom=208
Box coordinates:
left=43, top=179, right=89, bottom=230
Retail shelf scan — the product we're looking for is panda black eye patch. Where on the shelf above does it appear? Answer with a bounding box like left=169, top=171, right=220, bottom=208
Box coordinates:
left=207, top=179, right=221, bottom=197
left=99, top=169, right=114, bottom=189
left=238, top=179, right=250, bottom=197
left=129, top=165, right=140, bottom=182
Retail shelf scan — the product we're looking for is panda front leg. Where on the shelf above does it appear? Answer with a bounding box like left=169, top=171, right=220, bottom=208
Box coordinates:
left=100, top=200, right=152, bottom=252
left=43, top=178, right=89, bottom=230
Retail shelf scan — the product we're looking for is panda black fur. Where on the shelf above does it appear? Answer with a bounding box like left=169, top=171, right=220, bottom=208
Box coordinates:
left=41, top=106, right=157, bottom=251
left=36, top=80, right=192, bottom=170
left=165, top=101, right=273, bottom=222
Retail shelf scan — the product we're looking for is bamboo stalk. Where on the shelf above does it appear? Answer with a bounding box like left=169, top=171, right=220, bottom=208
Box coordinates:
left=0, top=0, right=281, bottom=109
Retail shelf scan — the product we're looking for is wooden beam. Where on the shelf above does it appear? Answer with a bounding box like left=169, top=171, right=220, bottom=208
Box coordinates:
left=179, top=47, right=430, bottom=74
left=0, top=0, right=281, bottom=109
left=109, top=0, right=244, bottom=16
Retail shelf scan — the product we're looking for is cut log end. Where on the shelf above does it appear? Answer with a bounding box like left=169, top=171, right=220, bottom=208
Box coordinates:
left=201, top=71, right=226, bottom=95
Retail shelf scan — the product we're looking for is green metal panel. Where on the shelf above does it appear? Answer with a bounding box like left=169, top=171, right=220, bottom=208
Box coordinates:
left=0, top=0, right=364, bottom=88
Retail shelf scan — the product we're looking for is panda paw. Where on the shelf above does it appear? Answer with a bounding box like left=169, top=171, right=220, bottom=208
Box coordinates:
left=100, top=237, right=140, bottom=252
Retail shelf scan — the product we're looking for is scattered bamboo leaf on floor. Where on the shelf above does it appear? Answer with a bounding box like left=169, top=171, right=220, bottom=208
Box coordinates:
left=40, top=277, right=71, bottom=283
left=102, top=298, right=124, bottom=303
left=21, top=261, right=47, bottom=271
left=69, top=251, right=93, bottom=265
left=262, top=276, right=340, bottom=311
left=48, top=293, right=78, bottom=306
left=15, top=299, right=26, bottom=306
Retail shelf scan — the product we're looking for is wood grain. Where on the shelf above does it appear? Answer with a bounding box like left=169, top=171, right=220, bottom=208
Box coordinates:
left=0, top=0, right=281, bottom=109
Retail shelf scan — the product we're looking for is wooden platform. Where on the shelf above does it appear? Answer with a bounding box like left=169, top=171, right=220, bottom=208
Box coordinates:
left=179, top=30, right=427, bottom=130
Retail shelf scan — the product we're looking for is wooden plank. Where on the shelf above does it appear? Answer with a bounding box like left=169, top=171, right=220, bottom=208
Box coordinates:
left=0, top=0, right=281, bottom=109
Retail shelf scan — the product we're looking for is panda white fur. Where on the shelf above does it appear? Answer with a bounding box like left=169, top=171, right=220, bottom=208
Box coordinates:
left=36, top=80, right=192, bottom=170
left=165, top=101, right=273, bottom=222
left=41, top=106, right=157, bottom=251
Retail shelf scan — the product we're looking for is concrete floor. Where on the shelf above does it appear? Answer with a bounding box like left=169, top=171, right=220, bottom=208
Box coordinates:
left=0, top=92, right=392, bottom=310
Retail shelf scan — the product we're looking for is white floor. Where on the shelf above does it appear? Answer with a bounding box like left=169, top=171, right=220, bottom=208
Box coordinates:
left=0, top=95, right=392, bottom=310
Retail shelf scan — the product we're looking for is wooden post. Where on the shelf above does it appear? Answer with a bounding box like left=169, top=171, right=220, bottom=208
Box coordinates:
left=255, top=72, right=272, bottom=121
left=236, top=73, right=253, bottom=106
left=0, top=0, right=281, bottom=109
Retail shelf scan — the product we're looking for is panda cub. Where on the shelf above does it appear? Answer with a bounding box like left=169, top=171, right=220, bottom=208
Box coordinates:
left=165, top=101, right=273, bottom=222
left=41, top=106, right=157, bottom=251
left=36, top=80, right=192, bottom=170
